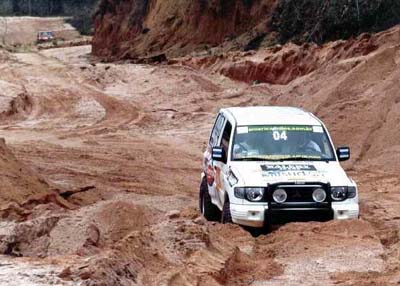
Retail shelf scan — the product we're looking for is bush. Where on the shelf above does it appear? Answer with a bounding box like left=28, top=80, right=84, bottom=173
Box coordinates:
left=271, top=0, right=400, bottom=44
left=0, top=0, right=99, bottom=35
left=64, top=0, right=100, bottom=35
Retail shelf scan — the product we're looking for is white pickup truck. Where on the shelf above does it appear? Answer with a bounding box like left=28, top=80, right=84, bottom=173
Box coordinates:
left=200, top=106, right=359, bottom=228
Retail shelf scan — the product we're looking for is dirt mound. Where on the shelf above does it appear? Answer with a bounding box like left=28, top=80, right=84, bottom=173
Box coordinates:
left=63, top=214, right=282, bottom=286
left=47, top=200, right=153, bottom=257
left=92, top=0, right=277, bottom=60
left=0, top=138, right=54, bottom=211
left=218, top=33, right=379, bottom=84
left=0, top=92, right=33, bottom=120
left=180, top=31, right=381, bottom=85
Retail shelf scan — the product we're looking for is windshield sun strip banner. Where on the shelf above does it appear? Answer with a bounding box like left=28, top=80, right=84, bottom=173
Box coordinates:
left=247, top=125, right=315, bottom=133
left=234, top=154, right=323, bottom=160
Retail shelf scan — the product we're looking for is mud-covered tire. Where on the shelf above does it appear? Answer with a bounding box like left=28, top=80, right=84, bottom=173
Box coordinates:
left=246, top=226, right=269, bottom=237
left=199, top=177, right=221, bottom=221
left=221, top=197, right=232, bottom=224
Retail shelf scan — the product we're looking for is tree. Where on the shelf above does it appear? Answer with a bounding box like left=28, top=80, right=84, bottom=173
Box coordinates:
left=271, top=0, right=400, bottom=44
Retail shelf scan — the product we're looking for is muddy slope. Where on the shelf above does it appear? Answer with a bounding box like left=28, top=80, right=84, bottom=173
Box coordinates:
left=92, top=0, right=276, bottom=59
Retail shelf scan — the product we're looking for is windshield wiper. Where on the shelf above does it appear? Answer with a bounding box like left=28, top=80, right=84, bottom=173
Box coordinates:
left=234, top=157, right=326, bottom=162
left=278, top=157, right=320, bottom=161
left=234, top=157, right=283, bottom=162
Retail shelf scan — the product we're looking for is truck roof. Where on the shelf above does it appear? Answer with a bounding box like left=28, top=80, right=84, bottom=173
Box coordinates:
left=223, top=106, right=322, bottom=126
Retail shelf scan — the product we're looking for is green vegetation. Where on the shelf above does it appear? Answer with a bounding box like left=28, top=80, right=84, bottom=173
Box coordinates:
left=271, top=0, right=400, bottom=44
left=2, top=0, right=400, bottom=44
left=64, top=0, right=99, bottom=35
left=0, top=0, right=99, bottom=35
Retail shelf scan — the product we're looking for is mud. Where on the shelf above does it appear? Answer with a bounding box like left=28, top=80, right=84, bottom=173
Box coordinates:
left=1, top=17, right=400, bottom=286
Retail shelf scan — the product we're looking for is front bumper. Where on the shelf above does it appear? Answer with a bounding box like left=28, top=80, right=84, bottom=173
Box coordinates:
left=230, top=203, right=267, bottom=228
left=332, top=200, right=360, bottom=219
left=230, top=201, right=359, bottom=228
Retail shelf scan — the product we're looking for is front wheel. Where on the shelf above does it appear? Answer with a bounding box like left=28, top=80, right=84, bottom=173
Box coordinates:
left=199, top=176, right=221, bottom=221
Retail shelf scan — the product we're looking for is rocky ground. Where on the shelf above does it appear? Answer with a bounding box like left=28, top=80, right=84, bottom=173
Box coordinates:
left=0, top=17, right=400, bottom=286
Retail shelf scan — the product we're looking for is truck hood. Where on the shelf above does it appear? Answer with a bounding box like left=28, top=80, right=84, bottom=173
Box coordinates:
left=229, top=161, right=352, bottom=186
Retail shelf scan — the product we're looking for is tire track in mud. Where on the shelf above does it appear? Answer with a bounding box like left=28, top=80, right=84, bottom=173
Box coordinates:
left=343, top=173, right=400, bottom=286
left=252, top=220, right=386, bottom=286
left=2, top=49, right=146, bottom=138
left=53, top=59, right=147, bottom=136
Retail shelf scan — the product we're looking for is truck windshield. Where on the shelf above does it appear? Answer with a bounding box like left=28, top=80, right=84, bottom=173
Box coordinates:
left=232, top=125, right=335, bottom=161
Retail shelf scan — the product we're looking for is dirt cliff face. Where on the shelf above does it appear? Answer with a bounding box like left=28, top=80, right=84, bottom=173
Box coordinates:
left=92, top=0, right=276, bottom=59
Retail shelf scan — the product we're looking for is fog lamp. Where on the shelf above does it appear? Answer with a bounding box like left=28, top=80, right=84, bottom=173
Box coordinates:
left=312, top=188, right=327, bottom=203
left=273, top=189, right=287, bottom=203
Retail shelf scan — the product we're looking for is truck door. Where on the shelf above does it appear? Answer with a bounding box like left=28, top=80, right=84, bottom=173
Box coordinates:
left=215, top=120, right=233, bottom=206
left=205, top=113, right=225, bottom=205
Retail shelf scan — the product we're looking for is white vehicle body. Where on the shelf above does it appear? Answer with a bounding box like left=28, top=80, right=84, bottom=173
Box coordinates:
left=200, top=106, right=359, bottom=228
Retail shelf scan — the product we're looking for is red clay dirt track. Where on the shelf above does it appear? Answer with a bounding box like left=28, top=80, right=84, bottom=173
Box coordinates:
left=0, top=18, right=400, bottom=286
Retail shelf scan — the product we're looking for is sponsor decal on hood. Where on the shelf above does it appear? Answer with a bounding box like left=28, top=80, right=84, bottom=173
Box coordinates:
left=261, top=164, right=325, bottom=180
left=261, top=164, right=317, bottom=172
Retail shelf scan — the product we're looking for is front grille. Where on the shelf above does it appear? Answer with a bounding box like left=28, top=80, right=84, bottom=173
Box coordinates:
left=285, top=187, right=316, bottom=202
left=264, top=182, right=333, bottom=225
left=266, top=182, right=331, bottom=205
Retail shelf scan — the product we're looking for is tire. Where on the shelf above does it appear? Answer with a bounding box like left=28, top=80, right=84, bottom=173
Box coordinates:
left=221, top=197, right=232, bottom=224
left=199, top=176, right=221, bottom=221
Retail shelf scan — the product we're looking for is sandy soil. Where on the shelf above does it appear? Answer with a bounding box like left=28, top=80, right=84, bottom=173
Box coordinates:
left=0, top=17, right=80, bottom=46
left=0, top=21, right=400, bottom=286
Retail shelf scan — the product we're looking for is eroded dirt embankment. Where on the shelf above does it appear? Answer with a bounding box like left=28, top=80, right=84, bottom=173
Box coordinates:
left=92, top=0, right=277, bottom=60
left=1, top=23, right=400, bottom=285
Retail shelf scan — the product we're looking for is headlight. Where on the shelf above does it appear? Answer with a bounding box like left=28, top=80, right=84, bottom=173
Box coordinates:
left=246, top=188, right=265, bottom=202
left=273, top=189, right=287, bottom=203
left=331, top=186, right=348, bottom=201
left=234, top=187, right=245, bottom=199
left=347, top=186, right=357, bottom=199
left=312, top=188, right=326, bottom=203
left=234, top=187, right=265, bottom=202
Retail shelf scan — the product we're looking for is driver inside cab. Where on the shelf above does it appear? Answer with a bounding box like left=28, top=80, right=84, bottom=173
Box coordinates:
left=295, top=132, right=321, bottom=153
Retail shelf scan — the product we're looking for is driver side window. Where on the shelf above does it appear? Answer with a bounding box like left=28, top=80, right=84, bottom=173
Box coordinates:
left=209, top=114, right=225, bottom=147
left=221, top=121, right=232, bottom=155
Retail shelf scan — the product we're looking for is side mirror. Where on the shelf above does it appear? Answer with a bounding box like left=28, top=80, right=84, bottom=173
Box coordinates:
left=336, top=147, right=350, bottom=161
left=212, top=147, right=226, bottom=162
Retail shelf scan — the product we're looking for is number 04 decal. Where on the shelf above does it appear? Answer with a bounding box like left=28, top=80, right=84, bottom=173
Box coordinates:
left=273, top=131, right=288, bottom=141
